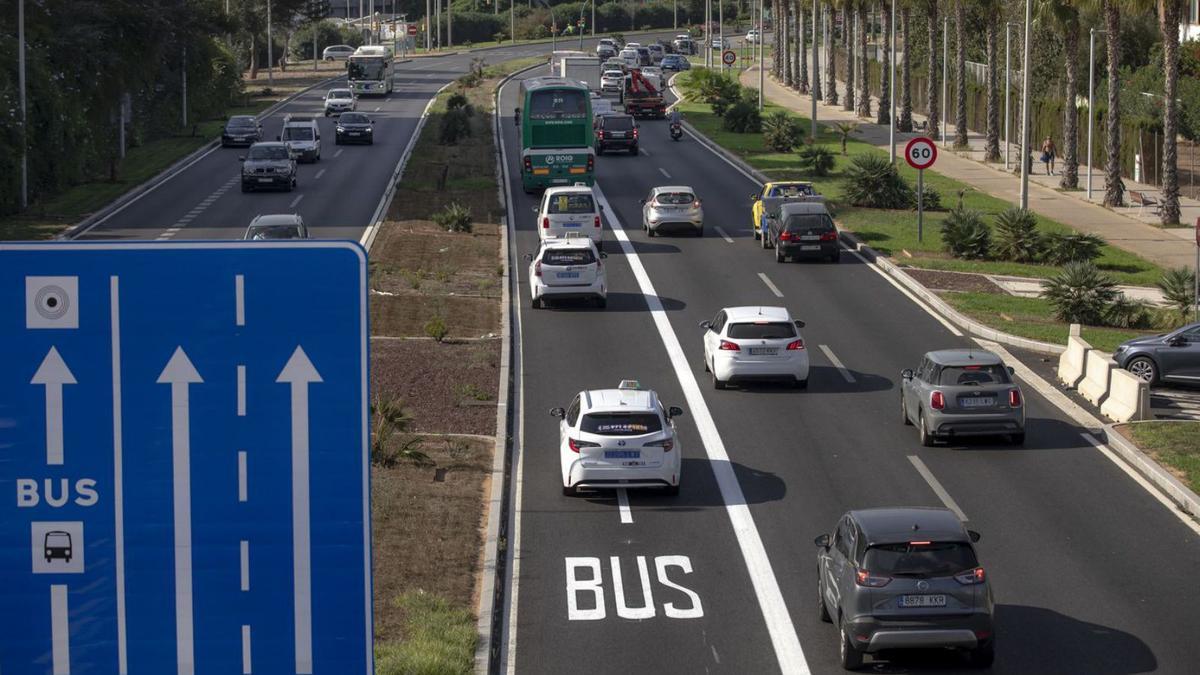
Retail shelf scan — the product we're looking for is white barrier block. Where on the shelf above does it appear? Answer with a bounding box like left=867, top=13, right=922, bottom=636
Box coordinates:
left=1101, top=368, right=1151, bottom=423
left=1078, top=350, right=1115, bottom=406
left=1057, top=335, right=1093, bottom=389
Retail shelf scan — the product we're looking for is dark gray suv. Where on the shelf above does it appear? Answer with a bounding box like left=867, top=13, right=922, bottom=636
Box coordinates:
left=815, top=508, right=994, bottom=670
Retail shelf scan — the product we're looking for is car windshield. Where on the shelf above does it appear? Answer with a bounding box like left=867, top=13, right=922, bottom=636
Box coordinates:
left=727, top=322, right=797, bottom=339
left=248, top=145, right=289, bottom=160
left=248, top=225, right=302, bottom=239
left=283, top=127, right=314, bottom=141
left=227, top=117, right=255, bottom=128
left=863, top=542, right=979, bottom=578
left=542, top=249, right=596, bottom=266
left=580, top=412, right=663, bottom=436
left=771, top=183, right=815, bottom=197
left=547, top=193, right=595, bottom=214
left=604, top=116, right=634, bottom=131
left=604, top=71, right=623, bottom=78
left=329, top=89, right=351, bottom=99
left=340, top=113, right=368, bottom=124
left=783, top=214, right=835, bottom=234
left=656, top=192, right=695, bottom=205
left=937, top=364, right=1010, bottom=386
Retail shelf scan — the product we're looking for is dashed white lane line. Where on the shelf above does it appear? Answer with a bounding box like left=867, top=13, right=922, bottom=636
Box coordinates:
left=639, top=147, right=651, bottom=156
left=658, top=167, right=671, bottom=178
left=373, top=106, right=382, bottom=112
left=713, top=226, right=734, bottom=243
left=240, top=540, right=250, bottom=591
left=241, top=625, right=252, bottom=674
left=237, top=451, right=248, bottom=502
left=907, top=455, right=969, bottom=522
left=236, top=365, right=247, bottom=416
left=818, top=345, right=856, bottom=383
left=616, top=488, right=633, bottom=524
left=334, top=149, right=344, bottom=158
left=757, top=272, right=784, bottom=298
left=288, top=194, right=304, bottom=208
left=235, top=275, right=245, bottom=326
left=314, top=168, right=326, bottom=180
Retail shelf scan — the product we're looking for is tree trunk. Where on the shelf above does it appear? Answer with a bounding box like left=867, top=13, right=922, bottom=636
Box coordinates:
left=857, top=4, right=871, bottom=117
left=985, top=15, right=1000, bottom=161
left=812, top=0, right=823, bottom=100
left=878, top=2, right=890, bottom=125
left=785, top=0, right=795, bottom=86
left=1103, top=1, right=1124, bottom=207
left=798, top=1, right=809, bottom=92
left=899, top=6, right=912, bottom=131
left=826, top=5, right=839, bottom=104
left=953, top=0, right=967, bottom=147
left=844, top=7, right=856, bottom=111
left=1060, top=19, right=1080, bottom=188
left=250, top=34, right=258, bottom=80
left=926, top=0, right=940, bottom=140
left=776, top=0, right=784, bottom=80
left=1159, top=0, right=1182, bottom=224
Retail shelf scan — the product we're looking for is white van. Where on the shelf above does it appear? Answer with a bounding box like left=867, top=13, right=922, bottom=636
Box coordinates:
left=535, top=185, right=604, bottom=249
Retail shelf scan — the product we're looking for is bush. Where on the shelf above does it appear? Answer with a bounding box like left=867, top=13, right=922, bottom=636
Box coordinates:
left=1104, top=296, right=1155, bottom=329
left=681, top=69, right=741, bottom=107
left=1156, top=267, right=1197, bottom=322
left=992, top=208, right=1043, bottom=263
left=446, top=92, right=473, bottom=115
left=423, top=315, right=450, bottom=342
left=439, top=107, right=472, bottom=144
left=797, top=145, right=836, bottom=176
left=940, top=208, right=992, bottom=260
left=1041, top=261, right=1119, bottom=325
left=433, top=202, right=473, bottom=233
left=1042, top=232, right=1104, bottom=265
left=762, top=110, right=804, bottom=152
left=916, top=186, right=943, bottom=211
left=841, top=154, right=914, bottom=209
left=723, top=100, right=762, bottom=133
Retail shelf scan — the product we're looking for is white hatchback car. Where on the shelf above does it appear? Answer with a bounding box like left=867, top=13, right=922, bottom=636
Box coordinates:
left=600, top=69, right=625, bottom=94
left=324, top=88, right=356, bottom=116
left=527, top=236, right=607, bottom=308
left=552, top=380, right=683, bottom=496
left=535, top=184, right=604, bottom=248
left=701, top=306, right=810, bottom=389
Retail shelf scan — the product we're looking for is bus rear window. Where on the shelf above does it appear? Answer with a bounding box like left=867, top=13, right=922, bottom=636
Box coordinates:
left=529, top=89, right=588, bottom=119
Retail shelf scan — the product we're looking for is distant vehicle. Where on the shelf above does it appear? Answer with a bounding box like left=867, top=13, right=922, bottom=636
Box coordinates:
left=624, top=42, right=641, bottom=49
left=334, top=112, right=374, bottom=144
left=243, top=214, right=309, bottom=240
left=746, top=29, right=760, bottom=43
left=549, top=50, right=590, bottom=74
left=324, top=88, right=356, bottom=116
left=594, top=113, right=638, bottom=155
left=526, top=235, right=608, bottom=309
left=641, top=185, right=703, bottom=237
left=711, top=36, right=728, bottom=50
left=595, top=43, right=616, bottom=60
left=635, top=47, right=652, bottom=66
left=597, top=37, right=618, bottom=50
left=240, top=142, right=297, bottom=193
left=623, top=68, right=666, bottom=118
left=590, top=95, right=615, bottom=118
left=221, top=115, right=262, bottom=147
left=900, top=349, right=1026, bottom=446
left=618, top=48, right=639, bottom=68
left=602, top=58, right=629, bottom=75
left=673, top=35, right=696, bottom=55
left=1114, top=321, right=1200, bottom=385
left=647, top=44, right=665, bottom=64
left=517, top=77, right=595, bottom=191
left=640, top=66, right=665, bottom=89
left=44, top=531, right=72, bottom=563
left=278, top=117, right=321, bottom=163
left=701, top=306, right=809, bottom=389
left=765, top=201, right=840, bottom=263
left=660, top=54, right=690, bottom=72
left=558, top=56, right=603, bottom=93
left=347, top=45, right=394, bottom=95
left=750, top=181, right=818, bottom=240
left=323, top=44, right=355, bottom=61
left=600, top=69, right=625, bottom=94
left=535, top=184, right=603, bottom=247
left=815, top=508, right=994, bottom=670
left=552, top=380, right=683, bottom=496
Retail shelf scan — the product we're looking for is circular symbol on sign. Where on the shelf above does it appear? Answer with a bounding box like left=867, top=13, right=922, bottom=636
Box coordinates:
left=722, top=50, right=737, bottom=66
left=35, top=285, right=70, bottom=321
left=904, top=137, right=938, bottom=170
left=544, top=155, right=555, bottom=164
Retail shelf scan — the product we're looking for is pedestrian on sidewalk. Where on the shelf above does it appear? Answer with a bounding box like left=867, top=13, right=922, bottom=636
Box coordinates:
left=1041, top=136, right=1058, bottom=175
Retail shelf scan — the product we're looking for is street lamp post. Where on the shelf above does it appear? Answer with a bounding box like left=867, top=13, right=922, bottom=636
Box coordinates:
left=758, top=0, right=764, bottom=109
left=267, top=0, right=274, bottom=86
left=889, top=0, right=896, bottom=162
left=941, top=16, right=947, bottom=146
left=1019, top=0, right=1031, bottom=209
left=18, top=0, right=27, bottom=210
left=1004, top=22, right=1012, bottom=171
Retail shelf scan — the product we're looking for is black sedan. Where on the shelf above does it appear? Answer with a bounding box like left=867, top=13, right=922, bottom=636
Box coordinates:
left=335, top=112, right=374, bottom=145
left=1114, top=321, right=1200, bottom=385
left=221, top=115, right=262, bottom=147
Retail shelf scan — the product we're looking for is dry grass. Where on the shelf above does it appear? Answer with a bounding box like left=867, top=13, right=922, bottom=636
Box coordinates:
left=371, top=339, right=500, bottom=436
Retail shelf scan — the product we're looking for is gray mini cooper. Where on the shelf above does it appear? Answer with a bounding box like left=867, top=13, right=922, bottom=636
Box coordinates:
left=815, top=508, right=995, bottom=670
left=900, top=349, right=1025, bottom=446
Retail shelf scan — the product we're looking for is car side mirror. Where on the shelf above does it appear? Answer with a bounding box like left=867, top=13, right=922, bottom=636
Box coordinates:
left=1169, top=336, right=1187, bottom=347
left=813, top=533, right=831, bottom=549
left=238, top=156, right=246, bottom=162
left=793, top=320, right=805, bottom=328
left=276, top=135, right=282, bottom=141
left=667, top=406, right=684, bottom=418
left=639, top=198, right=646, bottom=204
left=549, top=407, right=566, bottom=419
left=901, top=369, right=914, bottom=380
left=1007, top=366, right=1015, bottom=375
left=599, top=251, right=608, bottom=259
left=699, top=320, right=711, bottom=330
left=522, top=253, right=533, bottom=261
left=531, top=206, right=539, bottom=213
left=968, top=530, right=982, bottom=543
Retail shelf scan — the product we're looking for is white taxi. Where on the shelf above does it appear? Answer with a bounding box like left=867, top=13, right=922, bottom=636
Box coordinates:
left=534, top=184, right=604, bottom=248
left=701, top=306, right=810, bottom=389
left=526, top=235, right=607, bottom=308
left=552, top=380, right=683, bottom=496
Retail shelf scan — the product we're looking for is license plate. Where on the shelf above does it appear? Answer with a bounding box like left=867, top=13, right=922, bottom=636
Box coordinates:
left=801, top=245, right=821, bottom=251
left=900, top=594, right=946, bottom=608
left=604, top=450, right=640, bottom=459
left=556, top=272, right=580, bottom=279
left=610, top=132, right=625, bottom=138
left=348, top=132, right=360, bottom=136
left=960, top=397, right=995, bottom=408
left=257, top=178, right=273, bottom=183
left=563, top=222, right=581, bottom=228
left=749, top=347, right=778, bottom=356
left=800, top=235, right=821, bottom=241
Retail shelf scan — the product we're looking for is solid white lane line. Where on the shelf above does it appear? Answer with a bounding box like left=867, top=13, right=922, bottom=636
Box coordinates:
left=314, top=169, right=326, bottom=180
left=237, top=365, right=247, bottom=416
left=714, top=226, right=734, bottom=243
left=334, top=149, right=344, bottom=158
left=289, top=194, right=304, bottom=208
left=818, top=345, right=856, bottom=383
left=757, top=272, right=784, bottom=298
left=616, top=488, right=633, bottom=524
left=240, top=540, right=250, bottom=591
left=111, top=278, right=129, bottom=674
left=1079, top=433, right=1200, bottom=537
left=238, top=451, right=248, bottom=502
left=51, top=585, right=69, bottom=675
left=907, top=455, right=969, bottom=522
left=593, top=184, right=811, bottom=674
left=242, top=625, right=252, bottom=674
left=235, top=274, right=245, bottom=326
left=658, top=167, right=671, bottom=178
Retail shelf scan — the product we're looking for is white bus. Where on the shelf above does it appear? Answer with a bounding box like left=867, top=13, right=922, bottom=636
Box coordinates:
left=347, top=45, right=394, bottom=96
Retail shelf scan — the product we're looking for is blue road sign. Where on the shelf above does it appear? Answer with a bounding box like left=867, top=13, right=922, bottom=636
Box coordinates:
left=0, top=242, right=372, bottom=674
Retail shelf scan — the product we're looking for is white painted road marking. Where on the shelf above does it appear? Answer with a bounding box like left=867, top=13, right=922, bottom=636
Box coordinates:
left=565, top=556, right=704, bottom=621
left=639, top=147, right=651, bottom=156
left=714, top=226, right=734, bottom=243
left=235, top=275, right=245, bottom=326
left=314, top=168, right=326, bottom=180
left=334, top=149, right=344, bottom=158
left=616, top=488, right=632, bottom=524
left=241, top=625, right=252, bottom=674
left=240, top=540, right=250, bottom=591
left=51, top=584, right=69, bottom=675
left=658, top=167, right=671, bottom=178
left=818, top=345, right=856, bottom=383
left=757, top=272, right=784, bottom=298
left=238, top=450, right=248, bottom=502
left=373, top=106, right=382, bottom=111
left=593, top=185, right=810, bottom=672
left=907, top=455, right=968, bottom=521
left=288, top=194, right=304, bottom=208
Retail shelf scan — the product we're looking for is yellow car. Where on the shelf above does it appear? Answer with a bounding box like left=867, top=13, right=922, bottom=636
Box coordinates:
left=749, top=181, right=817, bottom=240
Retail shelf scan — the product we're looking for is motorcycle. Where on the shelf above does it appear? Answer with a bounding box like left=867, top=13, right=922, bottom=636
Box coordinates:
left=669, top=122, right=682, bottom=141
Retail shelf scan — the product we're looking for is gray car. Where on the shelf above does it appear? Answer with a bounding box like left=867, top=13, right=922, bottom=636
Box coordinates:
left=815, top=508, right=994, bottom=670
left=642, top=185, right=704, bottom=237
left=243, top=213, right=308, bottom=240
left=900, top=349, right=1025, bottom=446
left=240, top=142, right=297, bottom=192
left=1113, top=321, right=1200, bottom=385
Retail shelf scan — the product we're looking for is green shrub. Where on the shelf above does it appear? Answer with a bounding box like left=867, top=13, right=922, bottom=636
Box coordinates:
left=446, top=92, right=473, bottom=115
left=423, top=315, right=450, bottom=342
left=439, top=107, right=472, bottom=144
left=797, top=145, right=836, bottom=176
left=841, top=154, right=913, bottom=209
left=940, top=208, right=992, bottom=260
left=1104, top=296, right=1155, bottom=329
left=1157, top=267, right=1197, bottom=323
left=723, top=100, right=762, bottom=133
left=762, top=110, right=804, bottom=152
left=432, top=202, right=473, bottom=233
left=1041, top=261, right=1119, bottom=325
left=711, top=96, right=732, bottom=117
left=992, top=208, right=1043, bottom=263
left=1042, top=232, right=1104, bottom=265
left=916, top=186, right=943, bottom=211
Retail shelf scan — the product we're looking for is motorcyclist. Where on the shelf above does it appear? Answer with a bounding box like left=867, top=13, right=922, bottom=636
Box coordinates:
left=668, top=109, right=682, bottom=139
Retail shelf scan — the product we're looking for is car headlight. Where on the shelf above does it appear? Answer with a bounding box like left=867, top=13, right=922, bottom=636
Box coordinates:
left=336, top=126, right=345, bottom=133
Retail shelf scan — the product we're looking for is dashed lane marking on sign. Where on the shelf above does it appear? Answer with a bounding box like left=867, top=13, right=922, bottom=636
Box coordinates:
left=238, top=451, right=248, bottom=503
left=235, top=275, right=245, bottom=326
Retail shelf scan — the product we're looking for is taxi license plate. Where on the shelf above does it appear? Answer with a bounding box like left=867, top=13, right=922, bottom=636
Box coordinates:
left=604, top=450, right=640, bottom=459
left=900, top=594, right=946, bottom=608
left=960, top=397, right=995, bottom=408
left=556, top=272, right=580, bottom=279
left=749, top=347, right=777, bottom=355
left=801, top=245, right=821, bottom=251
left=257, top=178, right=273, bottom=183
left=563, top=222, right=581, bottom=228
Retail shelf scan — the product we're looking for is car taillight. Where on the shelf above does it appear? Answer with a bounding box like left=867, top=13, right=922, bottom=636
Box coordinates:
left=523, top=156, right=532, bottom=172
left=594, top=215, right=601, bottom=228
left=542, top=217, right=550, bottom=229
left=718, top=340, right=740, bottom=351
left=930, top=391, right=946, bottom=410
left=955, top=567, right=986, bottom=585
left=820, top=231, right=838, bottom=242
left=646, top=438, right=674, bottom=452
left=855, top=569, right=891, bottom=587
left=632, top=128, right=639, bottom=139
left=533, top=261, right=542, bottom=277
left=568, top=437, right=600, bottom=453
left=779, top=232, right=793, bottom=241
left=1009, top=389, right=1022, bottom=407
left=786, top=339, right=805, bottom=350
left=587, top=154, right=594, bottom=171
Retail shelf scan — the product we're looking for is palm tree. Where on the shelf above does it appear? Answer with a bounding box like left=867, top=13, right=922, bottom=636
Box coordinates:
left=1158, top=0, right=1182, bottom=224
left=1101, top=0, right=1124, bottom=207
left=953, top=0, right=968, bottom=147
left=784, top=0, right=795, bottom=87
left=843, top=0, right=856, bottom=112
left=1039, top=0, right=1081, bottom=187
left=834, top=121, right=859, bottom=153
left=924, top=0, right=940, bottom=140
left=898, top=1, right=913, bottom=131
left=984, top=8, right=1000, bottom=161
left=878, top=1, right=891, bottom=125
left=812, top=0, right=824, bottom=100
left=856, top=2, right=871, bottom=117
left=825, top=2, right=840, bottom=104
left=797, top=0, right=809, bottom=93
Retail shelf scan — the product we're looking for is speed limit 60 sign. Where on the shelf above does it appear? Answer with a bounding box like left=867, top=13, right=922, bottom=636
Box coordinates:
left=905, top=137, right=938, bottom=170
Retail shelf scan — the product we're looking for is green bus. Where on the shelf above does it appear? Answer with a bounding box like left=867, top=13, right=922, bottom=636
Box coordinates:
left=518, top=77, right=595, bottom=192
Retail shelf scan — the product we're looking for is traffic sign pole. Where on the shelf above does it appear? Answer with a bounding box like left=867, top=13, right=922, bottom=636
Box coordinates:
left=918, top=169, right=925, bottom=243
left=904, top=137, right=938, bottom=244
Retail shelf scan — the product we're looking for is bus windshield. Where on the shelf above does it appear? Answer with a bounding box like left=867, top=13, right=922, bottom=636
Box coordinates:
left=348, top=59, right=386, bottom=80
left=529, top=89, right=588, bottom=119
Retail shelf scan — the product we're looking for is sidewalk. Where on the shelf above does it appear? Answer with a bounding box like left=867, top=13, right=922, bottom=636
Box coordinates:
left=740, top=67, right=1199, bottom=271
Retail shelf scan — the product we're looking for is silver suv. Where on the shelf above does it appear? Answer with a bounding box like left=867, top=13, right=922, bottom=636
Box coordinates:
left=815, top=508, right=994, bottom=670
left=900, top=349, right=1025, bottom=446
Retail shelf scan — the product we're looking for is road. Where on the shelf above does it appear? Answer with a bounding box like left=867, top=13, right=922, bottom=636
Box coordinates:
left=498, top=69, right=1200, bottom=673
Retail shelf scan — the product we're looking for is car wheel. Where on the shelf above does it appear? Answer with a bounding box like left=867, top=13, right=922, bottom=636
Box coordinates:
left=562, top=484, right=578, bottom=497
left=647, top=227, right=657, bottom=238
left=839, top=625, right=864, bottom=670
left=817, top=582, right=832, bottom=622
left=711, top=365, right=726, bottom=390
left=531, top=296, right=543, bottom=309
left=1009, top=432, right=1025, bottom=446
left=695, top=226, right=703, bottom=237
left=335, top=137, right=342, bottom=145
left=663, top=484, right=680, bottom=496
left=762, top=230, right=771, bottom=249
left=830, top=250, right=841, bottom=263
left=241, top=183, right=250, bottom=193
left=753, top=227, right=761, bottom=241
left=968, top=640, right=995, bottom=669
left=630, top=145, right=638, bottom=155
left=775, top=245, right=785, bottom=263
left=901, top=392, right=912, bottom=425
left=1126, top=356, right=1158, bottom=384
left=594, top=296, right=607, bottom=309
left=918, top=412, right=936, bottom=447
left=368, top=138, right=374, bottom=145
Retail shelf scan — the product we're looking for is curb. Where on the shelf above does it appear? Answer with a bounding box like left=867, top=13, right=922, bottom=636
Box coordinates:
left=1104, top=423, right=1200, bottom=521
left=62, top=72, right=347, bottom=240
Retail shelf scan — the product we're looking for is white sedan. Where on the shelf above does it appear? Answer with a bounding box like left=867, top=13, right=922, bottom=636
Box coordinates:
left=324, top=88, right=356, bottom=116
left=701, top=306, right=810, bottom=389
left=600, top=69, right=625, bottom=94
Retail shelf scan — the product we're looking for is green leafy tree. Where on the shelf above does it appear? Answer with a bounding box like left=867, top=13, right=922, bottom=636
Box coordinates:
left=1156, top=267, right=1197, bottom=322
left=763, top=111, right=806, bottom=151
left=1157, top=0, right=1184, bottom=224
left=1037, top=0, right=1083, bottom=187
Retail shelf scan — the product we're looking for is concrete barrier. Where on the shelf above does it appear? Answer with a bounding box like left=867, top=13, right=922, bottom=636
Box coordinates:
left=1078, top=350, right=1115, bottom=406
left=1057, top=335, right=1093, bottom=389
left=1101, top=368, right=1151, bottom=422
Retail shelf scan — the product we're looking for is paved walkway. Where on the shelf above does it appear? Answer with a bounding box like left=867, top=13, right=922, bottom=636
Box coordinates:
left=740, top=67, right=1199, bottom=272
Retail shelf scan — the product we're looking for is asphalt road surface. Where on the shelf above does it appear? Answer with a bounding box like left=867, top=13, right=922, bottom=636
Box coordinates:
left=498, top=69, right=1200, bottom=674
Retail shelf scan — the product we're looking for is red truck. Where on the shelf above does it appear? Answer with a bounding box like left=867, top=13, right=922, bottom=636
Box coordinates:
left=623, top=68, right=666, bottom=119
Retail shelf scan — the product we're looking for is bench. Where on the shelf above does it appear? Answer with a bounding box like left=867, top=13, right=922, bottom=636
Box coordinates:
left=1129, top=190, right=1161, bottom=217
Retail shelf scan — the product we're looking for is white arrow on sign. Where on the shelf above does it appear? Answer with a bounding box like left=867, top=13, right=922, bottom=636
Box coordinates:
left=276, top=346, right=322, bottom=675
left=157, top=347, right=202, bottom=675
left=31, top=346, right=77, bottom=466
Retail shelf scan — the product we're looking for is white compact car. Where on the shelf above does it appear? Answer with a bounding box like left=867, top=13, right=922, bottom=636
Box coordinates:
left=535, top=184, right=604, bottom=248
left=700, top=306, right=810, bottom=389
left=324, top=88, right=356, bottom=116
left=600, top=69, right=625, bottom=94
left=527, top=236, right=607, bottom=309
left=552, top=380, right=683, bottom=496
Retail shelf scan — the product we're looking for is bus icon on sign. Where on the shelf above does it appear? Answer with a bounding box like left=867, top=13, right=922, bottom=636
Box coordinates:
left=44, top=531, right=73, bottom=563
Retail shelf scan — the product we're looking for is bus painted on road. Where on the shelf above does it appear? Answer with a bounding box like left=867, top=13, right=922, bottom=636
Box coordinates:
left=518, top=77, right=595, bottom=192
left=347, top=45, right=394, bottom=95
